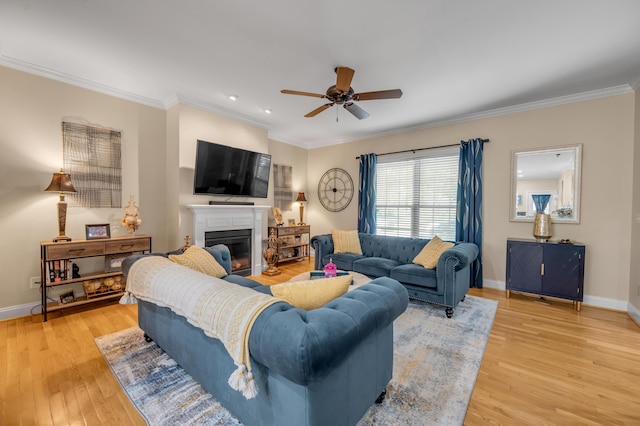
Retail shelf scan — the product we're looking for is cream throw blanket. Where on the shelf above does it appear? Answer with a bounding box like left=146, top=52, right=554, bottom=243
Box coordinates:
left=122, top=256, right=281, bottom=399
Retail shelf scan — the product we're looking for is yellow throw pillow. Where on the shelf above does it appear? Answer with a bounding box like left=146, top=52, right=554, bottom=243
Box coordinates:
left=332, top=230, right=363, bottom=255
left=169, top=245, right=227, bottom=278
left=270, top=275, right=352, bottom=310
left=413, top=236, right=455, bottom=269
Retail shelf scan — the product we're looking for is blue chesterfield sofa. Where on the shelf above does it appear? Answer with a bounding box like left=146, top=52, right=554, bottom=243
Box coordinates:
left=311, top=233, right=478, bottom=318
left=122, top=244, right=409, bottom=426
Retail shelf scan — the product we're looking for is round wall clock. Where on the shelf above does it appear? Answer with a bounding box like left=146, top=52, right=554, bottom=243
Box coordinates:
left=317, top=168, right=354, bottom=212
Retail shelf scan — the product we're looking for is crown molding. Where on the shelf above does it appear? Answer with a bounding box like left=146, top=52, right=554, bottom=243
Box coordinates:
left=0, top=54, right=166, bottom=109
left=167, top=94, right=269, bottom=130
left=300, top=84, right=636, bottom=149
left=2, top=53, right=635, bottom=148
left=630, top=74, right=640, bottom=91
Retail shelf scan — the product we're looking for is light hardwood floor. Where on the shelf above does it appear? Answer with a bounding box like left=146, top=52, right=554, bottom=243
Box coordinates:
left=1, top=259, right=639, bottom=425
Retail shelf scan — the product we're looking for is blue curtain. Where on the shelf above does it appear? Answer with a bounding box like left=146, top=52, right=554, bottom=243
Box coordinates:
left=358, top=153, right=377, bottom=233
left=456, top=138, right=484, bottom=288
left=532, top=194, right=551, bottom=213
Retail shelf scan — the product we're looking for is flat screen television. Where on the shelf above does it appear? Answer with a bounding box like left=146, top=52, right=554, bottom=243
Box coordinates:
left=193, top=140, right=271, bottom=198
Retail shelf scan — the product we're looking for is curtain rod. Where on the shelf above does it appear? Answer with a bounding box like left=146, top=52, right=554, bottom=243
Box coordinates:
left=354, top=138, right=490, bottom=159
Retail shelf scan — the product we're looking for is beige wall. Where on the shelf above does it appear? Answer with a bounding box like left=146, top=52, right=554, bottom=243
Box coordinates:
left=307, top=94, right=636, bottom=308
left=267, top=139, right=309, bottom=227
left=0, top=66, right=167, bottom=311
left=1, top=63, right=638, bottom=316
left=630, top=87, right=640, bottom=317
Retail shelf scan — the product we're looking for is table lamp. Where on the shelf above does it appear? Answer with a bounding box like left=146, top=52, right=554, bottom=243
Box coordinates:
left=296, top=192, right=307, bottom=225
left=45, top=168, right=77, bottom=242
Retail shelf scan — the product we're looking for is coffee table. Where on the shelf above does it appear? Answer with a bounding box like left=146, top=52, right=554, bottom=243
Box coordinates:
left=288, top=270, right=371, bottom=291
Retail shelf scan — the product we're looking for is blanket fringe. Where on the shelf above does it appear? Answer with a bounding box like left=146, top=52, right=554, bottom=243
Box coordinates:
left=119, top=291, right=137, bottom=304
left=228, top=364, right=257, bottom=399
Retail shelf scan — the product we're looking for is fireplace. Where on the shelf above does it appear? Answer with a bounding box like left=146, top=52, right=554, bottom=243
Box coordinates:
left=187, top=205, right=270, bottom=276
left=205, top=229, right=252, bottom=276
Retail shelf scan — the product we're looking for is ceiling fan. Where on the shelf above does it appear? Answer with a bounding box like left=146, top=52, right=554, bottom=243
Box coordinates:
left=281, top=67, right=402, bottom=120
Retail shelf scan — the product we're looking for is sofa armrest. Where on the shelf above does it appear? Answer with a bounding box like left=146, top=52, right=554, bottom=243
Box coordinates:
left=248, top=277, right=408, bottom=385
left=436, top=242, right=479, bottom=304
left=436, top=243, right=478, bottom=272
left=310, top=234, right=335, bottom=270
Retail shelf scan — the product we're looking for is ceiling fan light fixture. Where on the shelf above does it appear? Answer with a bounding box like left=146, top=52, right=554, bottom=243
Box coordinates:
left=281, top=66, right=401, bottom=120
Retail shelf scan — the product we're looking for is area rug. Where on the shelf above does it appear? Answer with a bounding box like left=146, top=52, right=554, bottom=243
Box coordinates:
left=95, top=295, right=497, bottom=426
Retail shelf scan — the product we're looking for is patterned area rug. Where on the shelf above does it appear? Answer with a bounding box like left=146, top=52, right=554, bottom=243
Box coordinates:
left=95, top=295, right=497, bottom=426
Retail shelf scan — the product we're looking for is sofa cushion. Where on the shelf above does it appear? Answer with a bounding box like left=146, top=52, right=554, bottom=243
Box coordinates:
left=412, top=236, right=455, bottom=269
left=332, top=230, right=363, bottom=254
left=327, top=253, right=366, bottom=271
left=390, top=264, right=438, bottom=289
left=353, top=257, right=401, bottom=278
left=270, top=275, right=352, bottom=310
left=168, top=245, right=228, bottom=278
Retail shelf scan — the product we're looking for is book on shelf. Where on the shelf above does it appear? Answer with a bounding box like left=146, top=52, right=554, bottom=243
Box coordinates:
left=46, top=259, right=72, bottom=283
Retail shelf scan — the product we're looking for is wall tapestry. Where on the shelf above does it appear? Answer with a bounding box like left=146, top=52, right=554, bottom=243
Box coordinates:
left=62, top=121, right=122, bottom=208
left=273, top=164, right=293, bottom=211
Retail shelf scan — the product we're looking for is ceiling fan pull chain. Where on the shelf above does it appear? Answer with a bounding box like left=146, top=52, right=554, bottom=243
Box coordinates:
left=336, top=106, right=339, bottom=122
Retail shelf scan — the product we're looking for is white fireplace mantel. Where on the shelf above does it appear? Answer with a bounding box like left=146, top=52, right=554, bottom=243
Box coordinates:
left=187, top=204, right=270, bottom=276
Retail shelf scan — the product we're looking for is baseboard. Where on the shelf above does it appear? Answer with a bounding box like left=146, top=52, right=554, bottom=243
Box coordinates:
left=477, top=279, right=629, bottom=312
left=582, top=295, right=629, bottom=311
left=627, top=302, right=640, bottom=326
left=0, top=301, right=40, bottom=321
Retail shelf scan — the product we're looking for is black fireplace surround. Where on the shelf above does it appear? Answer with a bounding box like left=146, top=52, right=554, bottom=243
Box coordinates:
left=205, top=229, right=252, bottom=276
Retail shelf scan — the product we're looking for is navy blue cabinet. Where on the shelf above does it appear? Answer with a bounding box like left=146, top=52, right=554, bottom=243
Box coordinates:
left=506, top=238, right=585, bottom=311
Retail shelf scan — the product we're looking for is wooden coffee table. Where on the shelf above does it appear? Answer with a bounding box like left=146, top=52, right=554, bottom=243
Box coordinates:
left=288, top=270, right=371, bottom=291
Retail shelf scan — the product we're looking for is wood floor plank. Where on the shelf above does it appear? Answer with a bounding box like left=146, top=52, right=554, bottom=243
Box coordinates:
left=1, top=260, right=638, bottom=425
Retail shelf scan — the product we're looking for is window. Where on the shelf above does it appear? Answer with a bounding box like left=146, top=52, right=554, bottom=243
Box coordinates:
left=376, top=146, right=459, bottom=240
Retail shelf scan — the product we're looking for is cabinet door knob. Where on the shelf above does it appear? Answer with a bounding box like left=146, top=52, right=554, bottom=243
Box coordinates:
left=541, top=263, right=545, bottom=276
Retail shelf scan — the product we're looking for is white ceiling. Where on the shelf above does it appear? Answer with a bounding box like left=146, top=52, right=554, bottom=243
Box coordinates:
left=2, top=0, right=640, bottom=149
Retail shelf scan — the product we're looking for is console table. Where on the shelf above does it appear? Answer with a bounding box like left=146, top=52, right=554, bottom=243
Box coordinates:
left=506, top=238, right=585, bottom=310
left=40, top=235, right=151, bottom=321
left=269, top=225, right=311, bottom=264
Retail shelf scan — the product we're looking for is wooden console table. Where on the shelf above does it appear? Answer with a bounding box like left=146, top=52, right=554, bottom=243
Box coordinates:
left=40, top=235, right=151, bottom=321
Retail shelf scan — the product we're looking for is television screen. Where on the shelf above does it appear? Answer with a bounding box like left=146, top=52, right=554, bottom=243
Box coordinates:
left=193, top=140, right=271, bottom=198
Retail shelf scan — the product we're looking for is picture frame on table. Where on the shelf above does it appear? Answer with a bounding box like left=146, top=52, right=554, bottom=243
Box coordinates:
left=287, top=218, right=296, bottom=226
left=59, top=290, right=75, bottom=304
left=85, top=224, right=111, bottom=240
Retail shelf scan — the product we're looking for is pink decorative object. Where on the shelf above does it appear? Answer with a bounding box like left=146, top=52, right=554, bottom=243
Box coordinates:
left=324, top=258, right=337, bottom=278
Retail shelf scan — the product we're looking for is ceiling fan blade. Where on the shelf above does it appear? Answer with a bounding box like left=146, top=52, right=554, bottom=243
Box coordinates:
left=305, top=103, right=334, bottom=118
left=353, top=89, right=403, bottom=101
left=335, top=67, right=355, bottom=93
left=281, top=89, right=326, bottom=98
left=344, top=102, right=369, bottom=120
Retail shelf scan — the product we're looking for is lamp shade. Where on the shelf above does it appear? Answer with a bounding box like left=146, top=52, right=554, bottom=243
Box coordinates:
left=296, top=192, right=307, bottom=202
left=45, top=169, right=77, bottom=193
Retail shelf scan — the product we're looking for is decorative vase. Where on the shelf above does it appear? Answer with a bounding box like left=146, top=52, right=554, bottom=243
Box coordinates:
left=262, top=228, right=281, bottom=276
left=121, top=195, right=142, bottom=236
left=531, top=194, right=552, bottom=241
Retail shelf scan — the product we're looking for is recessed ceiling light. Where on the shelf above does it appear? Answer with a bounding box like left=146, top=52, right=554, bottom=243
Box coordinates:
left=264, top=108, right=272, bottom=114
left=228, top=95, right=238, bottom=101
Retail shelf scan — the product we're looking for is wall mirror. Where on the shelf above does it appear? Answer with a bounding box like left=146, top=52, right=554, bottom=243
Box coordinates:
left=510, top=144, right=582, bottom=224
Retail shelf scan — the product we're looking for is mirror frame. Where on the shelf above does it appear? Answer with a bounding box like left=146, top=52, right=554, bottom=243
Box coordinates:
left=509, top=144, right=582, bottom=224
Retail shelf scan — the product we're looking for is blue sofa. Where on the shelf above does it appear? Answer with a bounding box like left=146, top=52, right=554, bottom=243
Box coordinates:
left=122, top=245, right=409, bottom=426
left=311, top=233, right=478, bottom=318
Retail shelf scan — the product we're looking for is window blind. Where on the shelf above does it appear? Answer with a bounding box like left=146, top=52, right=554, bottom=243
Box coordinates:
left=376, top=146, right=459, bottom=240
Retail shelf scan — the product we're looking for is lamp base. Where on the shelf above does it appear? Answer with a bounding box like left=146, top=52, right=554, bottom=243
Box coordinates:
left=53, top=235, right=72, bottom=242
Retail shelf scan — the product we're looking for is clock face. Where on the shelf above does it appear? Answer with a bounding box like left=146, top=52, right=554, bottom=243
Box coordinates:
left=317, top=168, right=354, bottom=212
